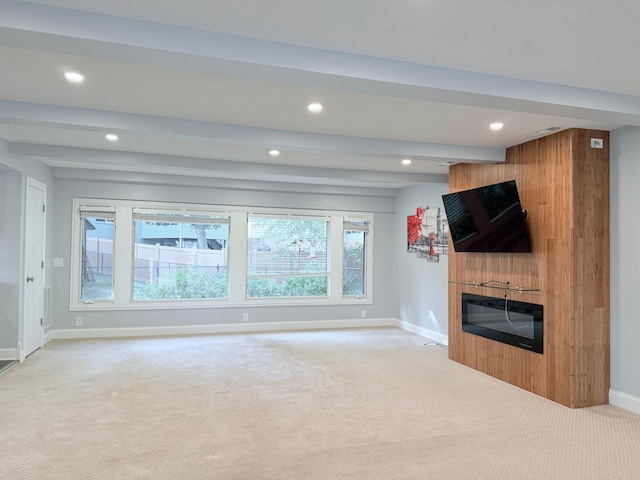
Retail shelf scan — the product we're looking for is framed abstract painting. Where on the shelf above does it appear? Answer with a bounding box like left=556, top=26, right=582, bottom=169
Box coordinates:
left=407, top=206, right=448, bottom=262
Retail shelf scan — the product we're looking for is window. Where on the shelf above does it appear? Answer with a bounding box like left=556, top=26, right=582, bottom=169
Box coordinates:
left=71, top=199, right=372, bottom=310
left=79, top=208, right=115, bottom=301
left=247, top=215, right=329, bottom=298
left=343, top=219, right=369, bottom=297
left=132, top=210, right=230, bottom=301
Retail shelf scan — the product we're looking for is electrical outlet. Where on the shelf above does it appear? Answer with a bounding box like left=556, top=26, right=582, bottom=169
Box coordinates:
left=361, top=310, right=366, bottom=319
left=242, top=313, right=249, bottom=322
left=76, top=316, right=83, bottom=326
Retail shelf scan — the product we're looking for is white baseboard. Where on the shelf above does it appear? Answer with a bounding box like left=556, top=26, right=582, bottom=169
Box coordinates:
left=394, top=320, right=448, bottom=346
left=51, top=318, right=396, bottom=340
left=0, top=347, right=18, bottom=361
left=609, top=389, right=640, bottom=415
left=43, top=329, right=54, bottom=345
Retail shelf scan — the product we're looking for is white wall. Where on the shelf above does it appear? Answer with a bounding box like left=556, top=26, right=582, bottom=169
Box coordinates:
left=394, top=183, right=449, bottom=343
left=610, top=126, right=640, bottom=409
left=0, top=140, right=54, bottom=356
left=0, top=169, right=22, bottom=352
left=50, top=172, right=397, bottom=332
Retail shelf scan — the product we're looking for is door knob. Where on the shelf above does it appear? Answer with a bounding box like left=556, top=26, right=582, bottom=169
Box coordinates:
left=26, top=276, right=34, bottom=282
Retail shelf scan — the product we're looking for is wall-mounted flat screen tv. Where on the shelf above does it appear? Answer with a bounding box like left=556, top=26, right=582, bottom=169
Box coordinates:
left=441, top=180, right=532, bottom=253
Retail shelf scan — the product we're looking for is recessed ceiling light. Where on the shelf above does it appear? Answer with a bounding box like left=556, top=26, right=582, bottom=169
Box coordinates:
left=401, top=159, right=412, bottom=166
left=64, top=71, right=85, bottom=83
left=105, top=134, right=118, bottom=141
left=490, top=122, right=504, bottom=131
left=269, top=150, right=280, bottom=156
left=307, top=103, right=323, bottom=113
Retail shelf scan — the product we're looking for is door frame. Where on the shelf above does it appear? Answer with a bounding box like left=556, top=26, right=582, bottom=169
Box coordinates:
left=20, top=176, right=47, bottom=362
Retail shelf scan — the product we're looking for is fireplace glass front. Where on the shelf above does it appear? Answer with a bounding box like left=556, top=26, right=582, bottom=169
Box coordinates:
left=462, top=293, right=543, bottom=354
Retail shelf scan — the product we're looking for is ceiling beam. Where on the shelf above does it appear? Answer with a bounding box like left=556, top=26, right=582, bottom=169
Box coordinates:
left=2, top=0, right=640, bottom=126
left=0, top=100, right=504, bottom=163
left=9, top=143, right=449, bottom=188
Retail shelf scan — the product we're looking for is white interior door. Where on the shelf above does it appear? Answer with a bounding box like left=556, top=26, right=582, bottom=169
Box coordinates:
left=23, top=178, right=46, bottom=359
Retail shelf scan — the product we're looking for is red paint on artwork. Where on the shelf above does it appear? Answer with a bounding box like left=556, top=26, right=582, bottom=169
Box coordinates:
left=407, top=207, right=425, bottom=245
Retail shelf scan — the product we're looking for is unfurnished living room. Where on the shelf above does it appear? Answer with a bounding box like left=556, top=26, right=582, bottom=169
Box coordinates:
left=1, top=1, right=640, bottom=478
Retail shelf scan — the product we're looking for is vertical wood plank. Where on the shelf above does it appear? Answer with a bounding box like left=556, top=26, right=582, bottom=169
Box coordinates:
left=447, top=128, right=610, bottom=408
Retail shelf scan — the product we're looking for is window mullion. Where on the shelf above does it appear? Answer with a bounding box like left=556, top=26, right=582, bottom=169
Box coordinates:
left=113, top=206, right=133, bottom=304
left=70, top=200, right=83, bottom=307
left=329, top=216, right=343, bottom=301
left=228, top=211, right=247, bottom=302
left=364, top=220, right=373, bottom=299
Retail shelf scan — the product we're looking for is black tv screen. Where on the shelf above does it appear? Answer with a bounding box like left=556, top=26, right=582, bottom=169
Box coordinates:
left=441, top=180, right=532, bottom=253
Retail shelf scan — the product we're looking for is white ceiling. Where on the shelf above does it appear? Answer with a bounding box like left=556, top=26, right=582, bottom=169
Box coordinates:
left=1, top=0, right=638, bottom=189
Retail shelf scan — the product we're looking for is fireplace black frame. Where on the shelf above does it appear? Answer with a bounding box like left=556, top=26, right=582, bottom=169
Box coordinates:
left=462, top=293, right=543, bottom=354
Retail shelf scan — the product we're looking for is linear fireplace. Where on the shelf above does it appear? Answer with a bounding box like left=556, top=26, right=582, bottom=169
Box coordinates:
left=462, top=293, right=543, bottom=354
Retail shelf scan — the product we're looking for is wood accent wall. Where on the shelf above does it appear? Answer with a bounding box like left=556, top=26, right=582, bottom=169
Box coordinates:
left=447, top=128, right=610, bottom=408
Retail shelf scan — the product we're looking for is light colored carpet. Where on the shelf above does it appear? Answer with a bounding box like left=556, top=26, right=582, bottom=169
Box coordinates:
left=0, top=360, right=16, bottom=374
left=1, top=327, right=639, bottom=479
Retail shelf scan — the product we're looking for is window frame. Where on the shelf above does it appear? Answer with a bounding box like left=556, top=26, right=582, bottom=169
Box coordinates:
left=76, top=207, right=116, bottom=304
left=246, top=214, right=331, bottom=299
left=131, top=208, right=231, bottom=302
left=70, top=198, right=373, bottom=311
left=342, top=218, right=370, bottom=298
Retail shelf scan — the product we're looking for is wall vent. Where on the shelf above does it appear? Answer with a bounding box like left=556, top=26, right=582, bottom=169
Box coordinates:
left=526, top=126, right=564, bottom=138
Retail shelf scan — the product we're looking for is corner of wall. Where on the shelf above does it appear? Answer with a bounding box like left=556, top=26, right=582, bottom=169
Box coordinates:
left=394, top=183, right=449, bottom=338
